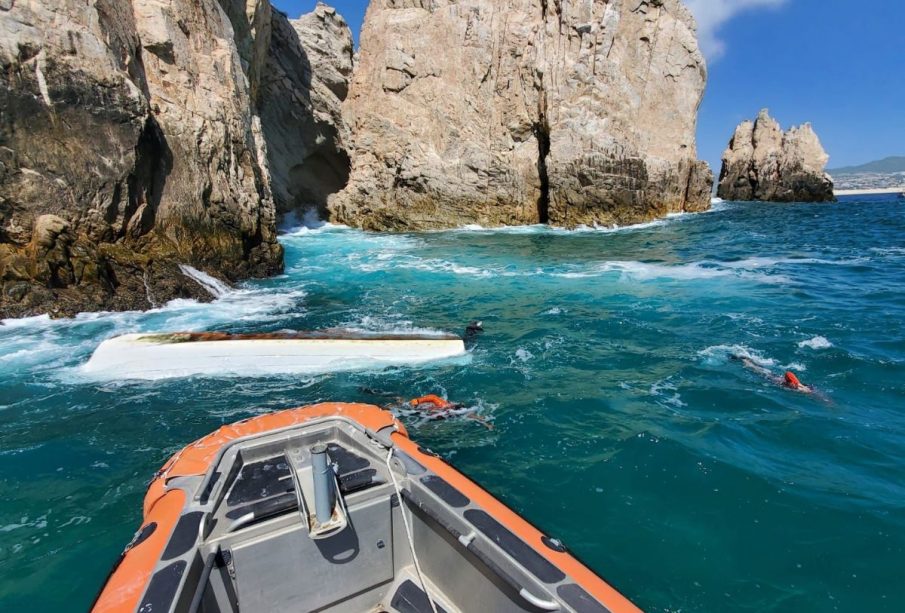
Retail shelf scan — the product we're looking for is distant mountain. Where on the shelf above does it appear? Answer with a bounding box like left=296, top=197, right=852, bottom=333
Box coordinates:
left=829, top=156, right=905, bottom=175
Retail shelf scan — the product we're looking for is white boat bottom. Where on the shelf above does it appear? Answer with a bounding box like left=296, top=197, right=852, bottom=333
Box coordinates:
left=80, top=333, right=468, bottom=380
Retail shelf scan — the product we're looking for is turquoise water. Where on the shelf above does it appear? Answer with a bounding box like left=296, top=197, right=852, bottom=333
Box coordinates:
left=2, top=198, right=904, bottom=612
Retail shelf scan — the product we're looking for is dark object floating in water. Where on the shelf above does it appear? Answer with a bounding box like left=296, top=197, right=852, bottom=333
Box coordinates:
left=91, top=403, right=641, bottom=613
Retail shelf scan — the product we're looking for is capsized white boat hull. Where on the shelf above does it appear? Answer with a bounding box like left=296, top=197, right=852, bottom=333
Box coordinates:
left=81, top=332, right=468, bottom=380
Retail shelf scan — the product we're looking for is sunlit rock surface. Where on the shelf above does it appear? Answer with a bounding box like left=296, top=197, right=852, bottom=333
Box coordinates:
left=0, top=1, right=355, bottom=317
left=717, top=109, right=834, bottom=202
left=329, top=0, right=713, bottom=230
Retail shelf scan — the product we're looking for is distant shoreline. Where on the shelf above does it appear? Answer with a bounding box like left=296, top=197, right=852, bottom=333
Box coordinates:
left=833, top=187, right=905, bottom=196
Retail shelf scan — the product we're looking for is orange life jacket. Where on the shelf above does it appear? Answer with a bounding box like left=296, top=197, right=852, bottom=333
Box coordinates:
left=409, top=394, right=453, bottom=410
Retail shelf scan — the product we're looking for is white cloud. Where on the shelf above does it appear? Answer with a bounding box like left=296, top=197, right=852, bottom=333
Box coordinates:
left=685, top=0, right=788, bottom=61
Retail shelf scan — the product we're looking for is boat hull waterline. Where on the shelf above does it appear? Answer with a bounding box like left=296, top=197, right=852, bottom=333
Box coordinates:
left=92, top=403, right=641, bottom=613
left=81, top=333, right=468, bottom=380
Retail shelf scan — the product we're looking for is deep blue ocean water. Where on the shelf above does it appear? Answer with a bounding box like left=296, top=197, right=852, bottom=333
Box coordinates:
left=1, top=198, right=904, bottom=612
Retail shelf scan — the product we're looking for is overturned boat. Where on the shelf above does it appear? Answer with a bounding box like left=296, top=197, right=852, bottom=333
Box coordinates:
left=92, top=403, right=640, bottom=613
left=82, top=328, right=476, bottom=380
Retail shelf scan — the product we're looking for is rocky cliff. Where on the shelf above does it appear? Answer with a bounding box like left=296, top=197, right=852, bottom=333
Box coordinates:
left=717, top=109, right=834, bottom=202
left=329, top=0, right=713, bottom=231
left=261, top=2, right=353, bottom=219
left=0, top=0, right=352, bottom=318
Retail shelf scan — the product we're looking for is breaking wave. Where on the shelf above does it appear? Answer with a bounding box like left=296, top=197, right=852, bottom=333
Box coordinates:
left=798, top=336, right=833, bottom=350
left=178, top=265, right=233, bottom=298
left=698, top=344, right=777, bottom=368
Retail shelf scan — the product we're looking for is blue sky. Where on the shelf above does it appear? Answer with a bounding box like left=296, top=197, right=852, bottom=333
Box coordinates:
left=274, top=0, right=904, bottom=171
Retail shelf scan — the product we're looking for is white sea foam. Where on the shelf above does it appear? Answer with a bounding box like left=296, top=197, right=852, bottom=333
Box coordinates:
left=868, top=246, right=905, bottom=258
left=554, top=261, right=709, bottom=280
left=279, top=209, right=326, bottom=232
left=447, top=223, right=558, bottom=235
left=350, top=253, right=793, bottom=284
left=282, top=221, right=350, bottom=236
left=649, top=379, right=687, bottom=408
left=0, top=314, right=54, bottom=328
left=351, top=254, right=503, bottom=278
left=715, top=256, right=867, bottom=269
left=339, top=315, right=455, bottom=339
left=707, top=199, right=736, bottom=213
left=58, top=516, right=92, bottom=528
left=0, top=514, right=47, bottom=533
left=1, top=282, right=307, bottom=378
left=178, top=265, right=233, bottom=298
left=0, top=342, right=63, bottom=365
left=541, top=307, right=565, bottom=316
left=698, top=344, right=776, bottom=368
left=798, top=336, right=833, bottom=350
left=447, top=217, right=674, bottom=235
left=514, top=348, right=534, bottom=362
left=552, top=260, right=788, bottom=284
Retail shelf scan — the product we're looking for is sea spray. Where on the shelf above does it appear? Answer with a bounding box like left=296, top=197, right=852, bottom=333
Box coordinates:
left=178, top=265, right=233, bottom=298
left=798, top=336, right=833, bottom=350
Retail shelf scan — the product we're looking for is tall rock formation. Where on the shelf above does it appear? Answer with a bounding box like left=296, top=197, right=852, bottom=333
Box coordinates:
left=0, top=0, right=353, bottom=318
left=330, top=0, right=713, bottom=231
left=717, top=109, right=834, bottom=202
left=261, top=2, right=353, bottom=218
left=0, top=0, right=281, bottom=317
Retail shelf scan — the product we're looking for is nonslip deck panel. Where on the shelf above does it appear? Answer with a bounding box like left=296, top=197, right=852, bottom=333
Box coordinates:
left=138, top=560, right=186, bottom=613
left=558, top=583, right=614, bottom=613
left=327, top=442, right=372, bottom=473
left=224, top=492, right=298, bottom=521
left=162, top=512, right=203, bottom=561
left=226, top=456, right=292, bottom=506
left=225, top=446, right=379, bottom=514
left=420, top=475, right=470, bottom=508
left=463, top=509, right=566, bottom=584
left=340, top=467, right=381, bottom=492
left=390, top=579, right=450, bottom=613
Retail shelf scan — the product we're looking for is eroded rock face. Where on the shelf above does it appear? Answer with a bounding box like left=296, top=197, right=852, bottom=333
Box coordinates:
left=0, top=0, right=286, bottom=317
left=329, top=0, right=712, bottom=230
left=717, top=109, right=834, bottom=202
left=261, top=2, right=353, bottom=218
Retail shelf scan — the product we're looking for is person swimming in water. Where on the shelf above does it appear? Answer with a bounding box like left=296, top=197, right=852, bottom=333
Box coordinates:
left=731, top=354, right=815, bottom=395
left=359, top=388, right=495, bottom=430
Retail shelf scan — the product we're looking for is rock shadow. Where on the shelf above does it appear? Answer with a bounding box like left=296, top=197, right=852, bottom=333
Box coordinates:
left=260, top=12, right=351, bottom=222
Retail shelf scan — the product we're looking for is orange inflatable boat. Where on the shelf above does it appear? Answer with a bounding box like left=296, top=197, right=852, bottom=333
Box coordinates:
left=92, top=403, right=640, bottom=613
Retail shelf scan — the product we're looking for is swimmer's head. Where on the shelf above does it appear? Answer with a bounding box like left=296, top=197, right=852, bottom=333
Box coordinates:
left=784, top=372, right=802, bottom=388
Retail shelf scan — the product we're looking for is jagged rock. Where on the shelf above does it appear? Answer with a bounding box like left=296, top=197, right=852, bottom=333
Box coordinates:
left=329, top=0, right=713, bottom=230
left=0, top=0, right=285, bottom=318
left=717, top=109, right=834, bottom=202
left=260, top=2, right=353, bottom=218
